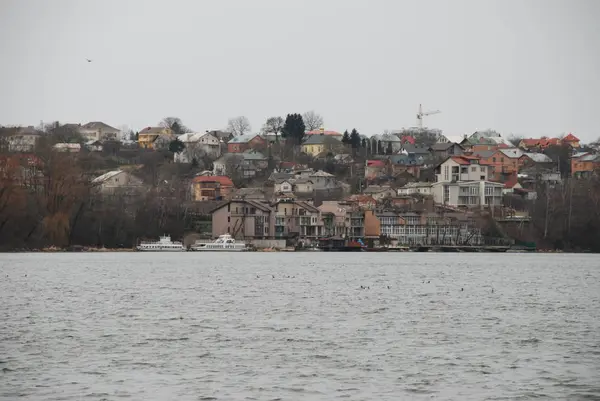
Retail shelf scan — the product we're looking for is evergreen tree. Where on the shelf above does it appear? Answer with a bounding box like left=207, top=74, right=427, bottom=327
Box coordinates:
left=342, top=130, right=350, bottom=145
left=169, top=138, right=185, bottom=154
left=281, top=114, right=306, bottom=146
left=386, top=142, right=393, bottom=155
left=350, top=129, right=361, bottom=149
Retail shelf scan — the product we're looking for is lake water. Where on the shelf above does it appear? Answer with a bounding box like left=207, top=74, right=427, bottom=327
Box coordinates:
left=1, top=252, right=599, bottom=400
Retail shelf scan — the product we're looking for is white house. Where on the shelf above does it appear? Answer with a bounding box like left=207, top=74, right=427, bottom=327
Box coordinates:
left=91, top=170, right=144, bottom=195
left=175, top=132, right=221, bottom=163
left=274, top=179, right=294, bottom=193
left=397, top=182, right=432, bottom=196
left=6, top=126, right=42, bottom=152
left=80, top=122, right=121, bottom=142
left=432, top=156, right=502, bottom=208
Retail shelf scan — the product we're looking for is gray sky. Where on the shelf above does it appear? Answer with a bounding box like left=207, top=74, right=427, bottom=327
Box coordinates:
left=1, top=0, right=599, bottom=142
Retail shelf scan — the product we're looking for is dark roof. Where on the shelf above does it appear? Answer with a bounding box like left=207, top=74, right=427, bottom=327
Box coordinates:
left=211, top=199, right=272, bottom=213
left=82, top=121, right=119, bottom=131
left=303, top=135, right=341, bottom=145
left=471, top=150, right=495, bottom=159
left=402, top=144, right=431, bottom=155
left=431, top=142, right=462, bottom=151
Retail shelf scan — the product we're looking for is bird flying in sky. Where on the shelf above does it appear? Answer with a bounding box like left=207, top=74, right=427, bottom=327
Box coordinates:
left=86, top=58, right=92, bottom=62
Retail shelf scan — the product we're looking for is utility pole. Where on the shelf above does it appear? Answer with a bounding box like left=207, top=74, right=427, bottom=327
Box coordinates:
left=544, top=182, right=550, bottom=238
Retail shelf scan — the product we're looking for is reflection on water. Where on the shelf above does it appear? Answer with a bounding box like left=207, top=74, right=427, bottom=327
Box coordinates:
left=1, top=252, right=599, bottom=400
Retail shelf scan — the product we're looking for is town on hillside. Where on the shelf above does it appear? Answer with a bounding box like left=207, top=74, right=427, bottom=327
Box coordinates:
left=1, top=114, right=600, bottom=252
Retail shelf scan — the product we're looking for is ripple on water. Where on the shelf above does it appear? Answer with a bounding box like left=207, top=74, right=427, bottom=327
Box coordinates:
left=0, top=252, right=599, bottom=401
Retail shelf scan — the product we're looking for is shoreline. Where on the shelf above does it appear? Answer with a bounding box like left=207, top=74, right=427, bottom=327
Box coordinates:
left=0, top=248, right=595, bottom=254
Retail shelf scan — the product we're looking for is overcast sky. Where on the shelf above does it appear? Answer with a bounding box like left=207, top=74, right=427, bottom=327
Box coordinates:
left=1, top=0, right=599, bottom=141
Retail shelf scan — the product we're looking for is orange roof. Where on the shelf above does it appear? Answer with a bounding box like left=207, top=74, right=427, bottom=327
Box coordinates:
left=450, top=156, right=471, bottom=165
left=520, top=137, right=561, bottom=148
left=192, top=175, right=234, bottom=186
left=563, top=133, right=579, bottom=142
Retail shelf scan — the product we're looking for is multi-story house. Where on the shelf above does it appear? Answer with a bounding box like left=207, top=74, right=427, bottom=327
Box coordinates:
left=301, top=135, right=344, bottom=157
left=430, top=142, right=464, bottom=160
left=4, top=126, right=42, bottom=152
left=174, top=132, right=221, bottom=162
left=376, top=210, right=484, bottom=245
left=272, top=200, right=321, bottom=242
left=227, top=134, right=266, bottom=153
left=318, top=201, right=351, bottom=238
left=80, top=122, right=121, bottom=142
left=476, top=148, right=525, bottom=181
left=432, top=156, right=503, bottom=208
left=211, top=199, right=274, bottom=240
left=191, top=175, right=234, bottom=201
left=571, top=153, right=600, bottom=178
left=91, top=170, right=144, bottom=196
left=138, top=126, right=174, bottom=149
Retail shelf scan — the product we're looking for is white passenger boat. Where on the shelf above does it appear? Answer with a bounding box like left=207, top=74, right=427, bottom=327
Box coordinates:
left=190, top=234, right=247, bottom=252
left=136, top=235, right=186, bottom=251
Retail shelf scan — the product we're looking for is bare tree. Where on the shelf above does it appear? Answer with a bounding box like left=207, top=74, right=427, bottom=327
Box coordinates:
left=303, top=111, right=324, bottom=131
left=262, top=116, right=284, bottom=141
left=159, top=117, right=191, bottom=136
left=507, top=135, right=523, bottom=147
left=227, top=116, right=251, bottom=137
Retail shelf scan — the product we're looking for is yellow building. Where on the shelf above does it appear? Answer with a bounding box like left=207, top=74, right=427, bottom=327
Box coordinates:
left=138, top=126, right=173, bottom=149
left=301, top=134, right=344, bottom=157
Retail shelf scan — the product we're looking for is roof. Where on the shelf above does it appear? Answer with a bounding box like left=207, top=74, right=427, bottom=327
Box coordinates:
left=470, top=150, right=495, bottom=159
left=400, top=135, right=416, bottom=145
left=310, top=170, right=334, bottom=177
left=82, top=121, right=119, bottom=132
left=579, top=154, right=600, bottom=162
left=305, top=130, right=342, bottom=136
left=431, top=142, right=459, bottom=151
left=269, top=172, right=294, bottom=181
left=449, top=156, right=471, bottom=165
left=498, top=148, right=525, bottom=159
left=192, top=175, right=234, bottom=186
left=92, top=170, right=123, bottom=184
left=563, top=133, right=579, bottom=142
left=293, top=178, right=313, bottom=184
left=363, top=185, right=392, bottom=194
left=242, top=149, right=267, bottom=161
left=228, top=134, right=259, bottom=144
left=523, top=153, right=553, bottom=163
left=140, top=126, right=167, bottom=134
left=303, top=134, right=340, bottom=145
left=519, top=137, right=561, bottom=148
left=296, top=201, right=320, bottom=213
left=439, top=135, right=467, bottom=144
left=402, top=144, right=431, bottom=155
left=214, top=199, right=271, bottom=213
left=367, top=160, right=386, bottom=167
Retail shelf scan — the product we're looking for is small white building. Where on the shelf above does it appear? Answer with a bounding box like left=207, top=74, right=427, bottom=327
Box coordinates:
left=397, top=182, right=432, bottom=196
left=174, top=132, right=221, bottom=163
left=80, top=122, right=121, bottom=142
left=91, top=170, right=144, bottom=195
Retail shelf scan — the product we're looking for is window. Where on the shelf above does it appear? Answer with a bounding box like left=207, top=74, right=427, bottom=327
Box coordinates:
left=471, top=167, right=476, bottom=172
left=444, top=166, right=449, bottom=181
left=480, top=176, right=486, bottom=180
left=480, top=167, right=485, bottom=172
left=227, top=217, right=230, bottom=222
left=492, top=157, right=496, bottom=162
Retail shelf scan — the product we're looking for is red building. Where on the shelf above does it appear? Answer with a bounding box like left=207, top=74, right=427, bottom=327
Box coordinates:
left=227, top=134, right=266, bottom=153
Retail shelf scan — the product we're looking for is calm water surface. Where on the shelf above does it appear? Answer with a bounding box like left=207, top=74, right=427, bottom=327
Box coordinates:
left=1, top=252, right=599, bottom=400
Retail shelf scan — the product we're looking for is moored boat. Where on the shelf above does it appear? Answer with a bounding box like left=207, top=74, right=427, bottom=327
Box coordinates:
left=136, top=235, right=185, bottom=252
left=189, top=234, right=247, bottom=251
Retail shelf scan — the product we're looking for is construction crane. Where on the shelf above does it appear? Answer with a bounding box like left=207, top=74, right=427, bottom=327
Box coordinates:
left=416, top=104, right=441, bottom=129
